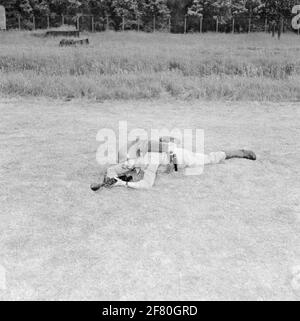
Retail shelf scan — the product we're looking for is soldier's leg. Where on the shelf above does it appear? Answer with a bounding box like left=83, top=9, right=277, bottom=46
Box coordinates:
left=224, top=149, right=256, bottom=161
left=203, top=149, right=256, bottom=165
left=204, top=151, right=227, bottom=165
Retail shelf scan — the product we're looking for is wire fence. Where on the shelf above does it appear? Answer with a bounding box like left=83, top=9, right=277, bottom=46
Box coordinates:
left=4, top=13, right=298, bottom=34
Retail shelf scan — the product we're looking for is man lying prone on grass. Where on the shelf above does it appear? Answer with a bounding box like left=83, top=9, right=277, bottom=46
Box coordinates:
left=91, top=138, right=256, bottom=191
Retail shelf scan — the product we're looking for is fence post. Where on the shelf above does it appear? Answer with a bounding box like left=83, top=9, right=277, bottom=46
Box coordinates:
left=232, top=17, right=235, bottom=34
left=91, top=15, right=94, bottom=32
left=153, top=15, right=156, bottom=32
left=265, top=18, right=268, bottom=32
left=216, top=17, right=219, bottom=33
left=18, top=15, right=21, bottom=30
left=106, top=15, right=109, bottom=31
left=184, top=15, right=187, bottom=34
left=137, top=16, right=140, bottom=32
left=122, top=15, right=125, bottom=31
left=47, top=15, right=50, bottom=29
left=32, top=16, right=35, bottom=30
left=61, top=14, right=64, bottom=26
left=200, top=16, right=203, bottom=33
left=248, top=17, right=251, bottom=33
left=169, top=16, right=171, bottom=33
left=77, top=15, right=80, bottom=31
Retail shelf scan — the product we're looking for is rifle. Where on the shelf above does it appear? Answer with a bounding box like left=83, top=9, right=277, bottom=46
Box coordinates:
left=90, top=175, right=133, bottom=192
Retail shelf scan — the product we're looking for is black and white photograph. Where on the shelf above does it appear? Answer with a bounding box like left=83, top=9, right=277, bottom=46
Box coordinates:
left=0, top=0, right=300, bottom=303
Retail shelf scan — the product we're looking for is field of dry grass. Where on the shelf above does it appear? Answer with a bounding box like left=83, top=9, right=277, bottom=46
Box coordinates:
left=0, top=31, right=300, bottom=101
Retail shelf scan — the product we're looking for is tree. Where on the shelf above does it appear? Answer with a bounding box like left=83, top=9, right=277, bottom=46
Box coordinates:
left=139, top=0, right=170, bottom=30
left=0, top=0, right=18, bottom=14
left=143, top=0, right=170, bottom=18
left=1, top=0, right=298, bottom=32
left=17, top=0, right=33, bottom=17
left=111, top=0, right=139, bottom=29
left=210, top=0, right=248, bottom=22
left=48, top=0, right=79, bottom=16
left=258, top=0, right=297, bottom=36
left=259, top=0, right=297, bottom=20
left=30, top=0, right=50, bottom=16
left=188, top=0, right=205, bottom=17
left=245, top=0, right=263, bottom=18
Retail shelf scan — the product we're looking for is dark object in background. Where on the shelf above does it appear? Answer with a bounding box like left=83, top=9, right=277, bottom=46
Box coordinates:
left=59, top=38, right=89, bottom=47
left=278, top=17, right=283, bottom=40
left=270, top=19, right=283, bottom=39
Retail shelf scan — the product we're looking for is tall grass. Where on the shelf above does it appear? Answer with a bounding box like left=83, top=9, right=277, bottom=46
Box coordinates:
left=0, top=31, right=300, bottom=101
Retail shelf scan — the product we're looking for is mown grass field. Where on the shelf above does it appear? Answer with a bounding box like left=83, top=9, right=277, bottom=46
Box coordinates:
left=0, top=98, right=299, bottom=300
left=0, top=31, right=300, bottom=101
left=0, top=31, right=300, bottom=301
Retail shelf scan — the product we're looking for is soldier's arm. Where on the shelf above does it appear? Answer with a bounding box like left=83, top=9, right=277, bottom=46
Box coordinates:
left=128, top=163, right=158, bottom=189
left=116, top=163, right=159, bottom=189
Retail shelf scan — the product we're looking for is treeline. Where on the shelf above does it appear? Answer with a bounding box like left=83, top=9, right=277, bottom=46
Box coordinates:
left=0, top=0, right=298, bottom=32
